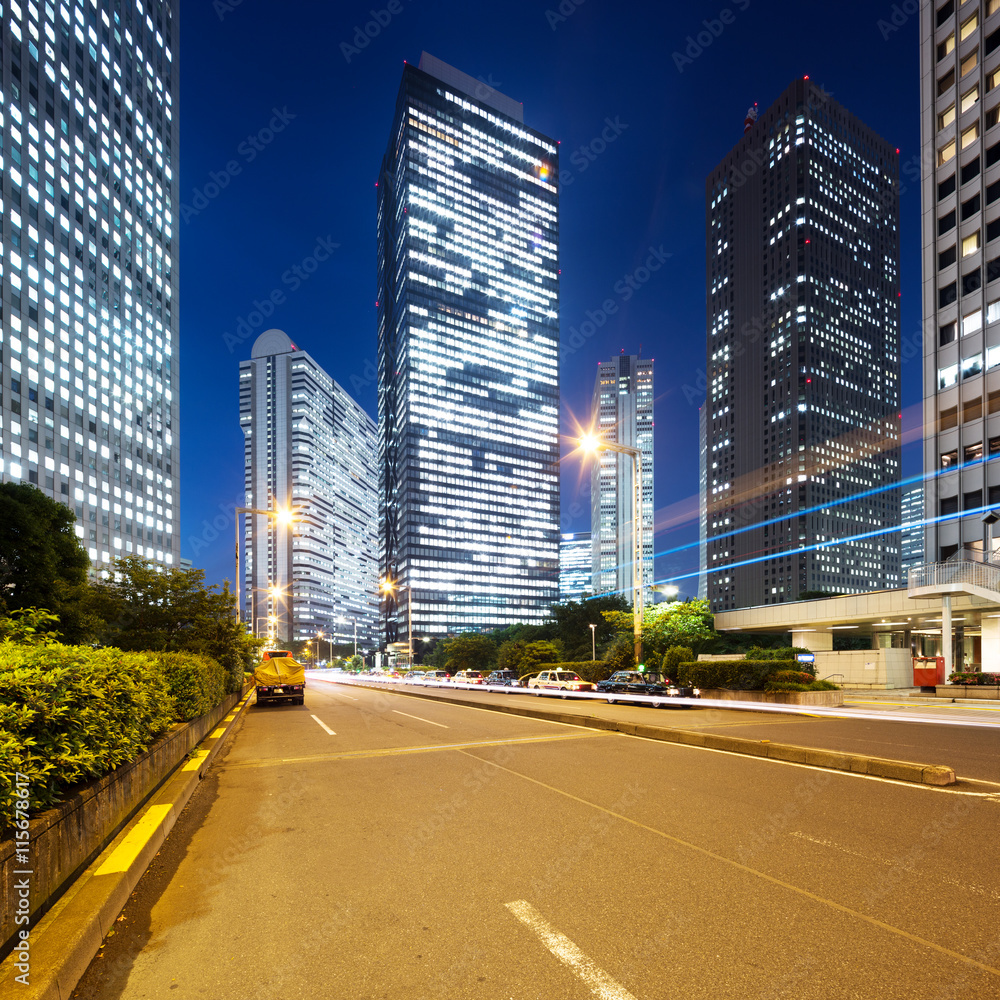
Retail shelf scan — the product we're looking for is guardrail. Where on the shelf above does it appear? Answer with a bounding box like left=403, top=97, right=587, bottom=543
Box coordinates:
left=907, top=559, right=1000, bottom=596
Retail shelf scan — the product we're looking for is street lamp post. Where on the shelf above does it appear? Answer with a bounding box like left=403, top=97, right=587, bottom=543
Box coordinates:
left=235, top=504, right=297, bottom=636
left=580, top=432, right=645, bottom=666
left=381, top=579, right=412, bottom=668
left=589, top=622, right=597, bottom=661
left=317, top=630, right=332, bottom=665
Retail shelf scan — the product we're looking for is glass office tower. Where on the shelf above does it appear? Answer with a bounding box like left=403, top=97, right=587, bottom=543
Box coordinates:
left=377, top=53, right=560, bottom=639
left=703, top=79, right=901, bottom=611
left=0, top=0, right=179, bottom=566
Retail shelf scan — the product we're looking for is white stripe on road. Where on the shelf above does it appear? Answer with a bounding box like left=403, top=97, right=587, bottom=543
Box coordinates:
left=337, top=693, right=359, bottom=701
left=392, top=709, right=449, bottom=728
left=505, top=901, right=637, bottom=1000
left=311, top=715, right=336, bottom=735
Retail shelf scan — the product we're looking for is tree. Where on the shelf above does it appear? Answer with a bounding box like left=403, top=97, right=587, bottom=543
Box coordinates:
left=440, top=633, right=497, bottom=673
left=86, top=557, right=261, bottom=692
left=497, top=639, right=526, bottom=673
left=515, top=640, right=561, bottom=676
left=548, top=595, right=629, bottom=660
left=604, top=635, right=635, bottom=672
left=0, top=483, right=92, bottom=640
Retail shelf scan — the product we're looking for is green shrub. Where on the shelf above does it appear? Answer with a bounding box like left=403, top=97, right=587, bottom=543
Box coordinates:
left=675, top=659, right=795, bottom=690
left=949, top=671, right=1000, bottom=685
left=156, top=651, right=226, bottom=722
left=662, top=647, right=694, bottom=675
left=764, top=679, right=840, bottom=692
left=0, top=643, right=176, bottom=831
left=770, top=670, right=816, bottom=685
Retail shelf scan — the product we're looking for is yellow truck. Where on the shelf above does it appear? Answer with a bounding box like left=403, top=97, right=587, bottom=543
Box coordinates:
left=254, top=650, right=305, bottom=706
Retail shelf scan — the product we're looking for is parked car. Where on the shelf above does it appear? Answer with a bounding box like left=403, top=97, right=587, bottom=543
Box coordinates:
left=405, top=670, right=426, bottom=682
left=528, top=670, right=595, bottom=697
left=423, top=670, right=450, bottom=682
left=595, top=670, right=700, bottom=707
left=485, top=669, right=519, bottom=687
left=452, top=670, right=485, bottom=684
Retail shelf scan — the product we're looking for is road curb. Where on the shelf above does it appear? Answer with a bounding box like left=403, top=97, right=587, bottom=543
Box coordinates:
left=1, top=689, right=255, bottom=1000
left=326, top=678, right=957, bottom=788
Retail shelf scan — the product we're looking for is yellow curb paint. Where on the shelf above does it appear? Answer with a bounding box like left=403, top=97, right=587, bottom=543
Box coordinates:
left=94, top=804, right=173, bottom=876
left=182, top=749, right=210, bottom=772
left=210, top=727, right=227, bottom=739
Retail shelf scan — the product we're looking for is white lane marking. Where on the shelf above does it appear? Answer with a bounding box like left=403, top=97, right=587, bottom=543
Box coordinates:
left=337, top=693, right=359, bottom=701
left=311, top=715, right=336, bottom=736
left=392, top=710, right=449, bottom=729
left=505, top=900, right=637, bottom=1000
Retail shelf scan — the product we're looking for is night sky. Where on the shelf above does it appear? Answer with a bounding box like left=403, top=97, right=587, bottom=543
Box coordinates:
left=178, top=0, right=921, bottom=594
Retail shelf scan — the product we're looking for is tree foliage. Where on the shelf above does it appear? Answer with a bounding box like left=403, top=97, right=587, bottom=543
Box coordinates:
left=514, top=640, right=562, bottom=677
left=603, top=599, right=718, bottom=656
left=86, top=557, right=261, bottom=692
left=441, top=633, right=497, bottom=672
left=0, top=483, right=93, bottom=641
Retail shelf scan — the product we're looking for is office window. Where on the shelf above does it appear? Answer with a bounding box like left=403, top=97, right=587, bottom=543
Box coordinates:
left=939, top=33, right=956, bottom=60
left=940, top=364, right=960, bottom=388
left=962, top=85, right=980, bottom=113
left=989, top=255, right=1000, bottom=282
left=961, top=49, right=978, bottom=77
left=961, top=13, right=978, bottom=41
left=990, top=0, right=1000, bottom=16
left=989, top=298, right=1000, bottom=324
left=966, top=441, right=983, bottom=463
left=964, top=308, right=983, bottom=335
left=940, top=104, right=957, bottom=130
left=989, top=106, right=1000, bottom=131
left=964, top=397, right=983, bottom=422
left=990, top=388, right=1000, bottom=413
left=962, top=122, right=980, bottom=149
left=940, top=210, right=957, bottom=235
left=988, top=180, right=1000, bottom=204
left=962, top=157, right=982, bottom=184
left=940, top=405, right=959, bottom=430
left=940, top=496, right=959, bottom=516
left=940, top=139, right=957, bottom=165
left=940, top=68, right=956, bottom=95
left=964, top=268, right=983, bottom=294
left=941, top=320, right=958, bottom=345
left=964, top=489, right=983, bottom=510
left=940, top=280, right=958, bottom=306
left=963, top=231, right=981, bottom=256
left=937, top=0, right=954, bottom=26
left=962, top=353, right=984, bottom=378
left=989, top=219, right=1000, bottom=243
left=988, top=140, right=1000, bottom=167
left=988, top=25, right=1000, bottom=56
left=940, top=245, right=958, bottom=268
left=940, top=174, right=958, bottom=200
left=990, top=435, right=1000, bottom=455
left=990, top=68, right=1000, bottom=94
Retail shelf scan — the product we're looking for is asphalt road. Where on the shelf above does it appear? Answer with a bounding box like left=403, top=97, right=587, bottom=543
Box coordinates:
left=73, top=679, right=1000, bottom=1000
left=353, top=679, right=1000, bottom=784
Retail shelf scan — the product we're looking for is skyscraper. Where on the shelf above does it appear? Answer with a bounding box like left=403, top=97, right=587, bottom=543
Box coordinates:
left=921, top=4, right=1000, bottom=563
left=900, top=484, right=926, bottom=581
left=0, top=1, right=179, bottom=566
left=703, top=79, right=901, bottom=611
left=377, top=53, right=560, bottom=639
left=590, top=354, right=653, bottom=603
left=240, top=329, right=378, bottom=650
left=559, top=531, right=592, bottom=601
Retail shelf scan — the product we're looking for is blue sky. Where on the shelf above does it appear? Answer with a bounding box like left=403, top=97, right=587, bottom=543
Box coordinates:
left=178, top=0, right=921, bottom=591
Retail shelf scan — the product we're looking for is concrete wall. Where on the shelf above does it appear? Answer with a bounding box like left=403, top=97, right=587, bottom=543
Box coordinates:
left=0, top=691, right=240, bottom=957
left=811, top=648, right=912, bottom=688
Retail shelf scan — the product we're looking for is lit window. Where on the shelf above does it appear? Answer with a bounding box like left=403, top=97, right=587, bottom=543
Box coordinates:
left=988, top=298, right=1000, bottom=324
left=939, top=32, right=956, bottom=60
left=963, top=231, right=981, bottom=256
left=939, top=104, right=956, bottom=130
left=963, top=353, right=984, bottom=379
left=961, top=12, right=979, bottom=41
left=961, top=85, right=980, bottom=113
left=962, top=121, right=980, bottom=148
left=962, top=49, right=978, bottom=77
left=990, top=0, right=1000, bottom=14
left=939, top=139, right=957, bottom=165
left=939, top=364, right=959, bottom=388
left=990, top=68, right=1000, bottom=94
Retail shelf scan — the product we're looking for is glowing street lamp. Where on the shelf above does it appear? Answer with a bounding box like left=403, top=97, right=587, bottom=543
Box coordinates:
left=579, top=431, right=645, bottom=666
left=381, top=578, right=412, bottom=669
left=234, top=504, right=301, bottom=636
left=589, top=622, right=597, bottom=661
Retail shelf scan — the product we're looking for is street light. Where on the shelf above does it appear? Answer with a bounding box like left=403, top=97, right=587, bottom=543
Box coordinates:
left=235, top=504, right=299, bottom=635
left=339, top=616, right=358, bottom=659
left=317, top=630, right=333, bottom=666
left=381, top=578, right=412, bottom=669
left=589, top=622, right=597, bottom=661
left=579, top=432, right=645, bottom=665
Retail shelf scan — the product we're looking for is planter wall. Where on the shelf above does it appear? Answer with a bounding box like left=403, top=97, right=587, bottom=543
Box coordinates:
left=699, top=688, right=844, bottom=707
left=0, top=690, right=241, bottom=957
left=934, top=685, right=1000, bottom=699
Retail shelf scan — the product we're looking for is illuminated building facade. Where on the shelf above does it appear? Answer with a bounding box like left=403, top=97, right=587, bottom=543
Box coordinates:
left=559, top=531, right=592, bottom=601
left=921, top=3, right=1000, bottom=562
left=377, top=53, right=560, bottom=638
left=704, top=79, right=901, bottom=611
left=240, top=329, right=378, bottom=650
left=590, top=354, right=653, bottom=602
left=900, top=484, right=925, bottom=581
left=0, top=0, right=179, bottom=566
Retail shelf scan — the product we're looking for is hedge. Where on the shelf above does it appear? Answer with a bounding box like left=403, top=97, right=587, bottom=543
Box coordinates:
left=0, top=643, right=230, bottom=832
left=948, top=671, right=1000, bottom=685
left=675, top=660, right=797, bottom=690
left=529, top=661, right=613, bottom=683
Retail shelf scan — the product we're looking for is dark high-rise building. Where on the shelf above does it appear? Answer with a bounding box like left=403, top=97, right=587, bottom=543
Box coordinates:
left=703, top=79, right=902, bottom=611
left=377, top=54, right=560, bottom=639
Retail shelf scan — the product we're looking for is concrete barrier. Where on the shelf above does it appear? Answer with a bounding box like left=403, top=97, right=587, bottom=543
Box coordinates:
left=698, top=688, right=844, bottom=707
left=0, top=690, right=242, bottom=958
